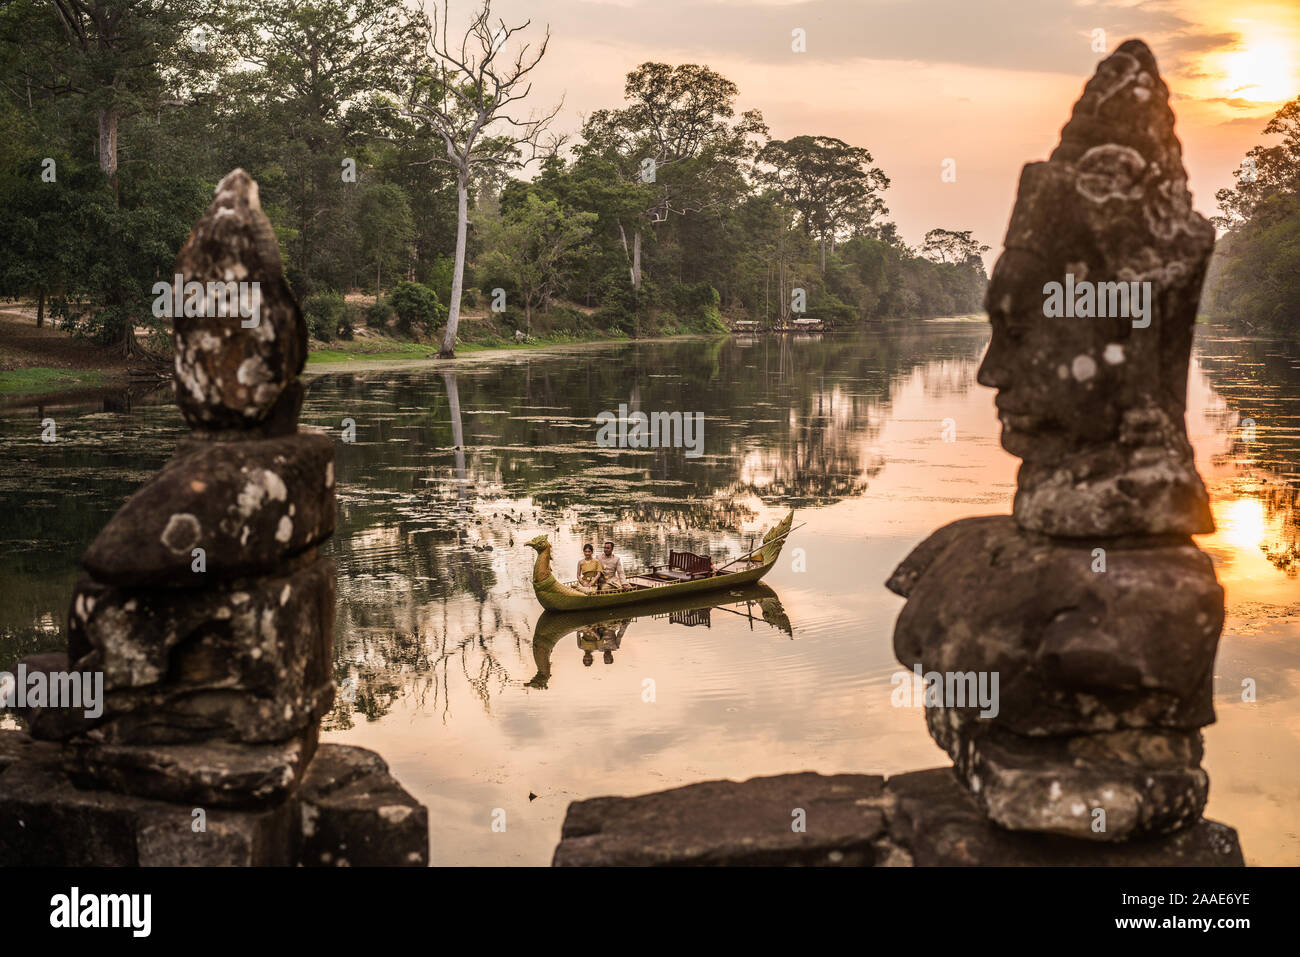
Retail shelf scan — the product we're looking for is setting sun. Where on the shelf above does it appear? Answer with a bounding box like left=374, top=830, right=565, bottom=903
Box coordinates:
left=1217, top=37, right=1298, bottom=103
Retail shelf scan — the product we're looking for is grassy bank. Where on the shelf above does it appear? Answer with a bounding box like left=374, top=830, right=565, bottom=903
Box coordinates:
left=306, top=329, right=627, bottom=365
left=0, top=367, right=107, bottom=396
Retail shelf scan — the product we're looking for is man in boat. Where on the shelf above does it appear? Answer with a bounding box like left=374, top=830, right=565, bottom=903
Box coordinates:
left=576, top=544, right=603, bottom=594
left=597, top=540, right=628, bottom=591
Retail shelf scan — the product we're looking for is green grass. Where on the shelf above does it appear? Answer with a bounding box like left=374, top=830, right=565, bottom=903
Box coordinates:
left=0, top=368, right=107, bottom=395
left=307, top=343, right=439, bottom=364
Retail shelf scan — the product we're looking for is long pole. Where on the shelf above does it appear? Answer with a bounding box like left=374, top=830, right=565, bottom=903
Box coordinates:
left=713, top=523, right=806, bottom=575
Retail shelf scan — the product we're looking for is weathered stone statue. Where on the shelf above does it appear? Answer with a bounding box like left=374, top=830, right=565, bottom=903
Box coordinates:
left=983, top=40, right=1216, bottom=538
left=887, top=40, right=1225, bottom=841
left=1, top=170, right=427, bottom=866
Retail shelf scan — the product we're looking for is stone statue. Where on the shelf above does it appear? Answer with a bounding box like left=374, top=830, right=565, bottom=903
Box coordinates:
left=983, top=40, right=1216, bottom=538
left=1, top=170, right=427, bottom=865
left=887, top=40, right=1225, bottom=842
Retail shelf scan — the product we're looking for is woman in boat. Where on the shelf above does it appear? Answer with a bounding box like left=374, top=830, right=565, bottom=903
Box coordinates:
left=576, top=544, right=603, bottom=594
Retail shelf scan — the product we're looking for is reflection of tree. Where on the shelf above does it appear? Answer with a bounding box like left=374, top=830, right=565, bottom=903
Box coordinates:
left=0, top=382, right=180, bottom=667
left=0, top=328, right=993, bottom=728
left=442, top=369, right=467, bottom=509
left=326, top=596, right=527, bottom=727
left=306, top=330, right=988, bottom=717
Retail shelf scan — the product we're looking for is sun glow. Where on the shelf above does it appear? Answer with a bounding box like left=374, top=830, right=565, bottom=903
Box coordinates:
left=1217, top=38, right=1298, bottom=103
left=1220, top=497, right=1268, bottom=550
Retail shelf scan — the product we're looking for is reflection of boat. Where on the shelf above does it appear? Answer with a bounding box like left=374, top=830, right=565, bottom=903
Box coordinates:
left=524, top=511, right=795, bottom=612
left=525, top=584, right=793, bottom=688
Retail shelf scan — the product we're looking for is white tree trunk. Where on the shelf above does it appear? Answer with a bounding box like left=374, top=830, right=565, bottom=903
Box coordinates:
left=632, top=229, right=642, bottom=289
left=442, top=176, right=469, bottom=357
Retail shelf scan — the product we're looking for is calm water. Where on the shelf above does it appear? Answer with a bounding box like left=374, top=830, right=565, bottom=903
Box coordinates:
left=1, top=322, right=1297, bottom=865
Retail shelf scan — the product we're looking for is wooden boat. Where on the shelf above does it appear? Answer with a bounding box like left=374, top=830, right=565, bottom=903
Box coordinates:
left=524, top=510, right=795, bottom=612
left=525, top=584, right=792, bottom=688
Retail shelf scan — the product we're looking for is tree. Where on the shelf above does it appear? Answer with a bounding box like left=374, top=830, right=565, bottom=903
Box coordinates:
left=357, top=182, right=415, bottom=296
left=9, top=0, right=213, bottom=356
left=580, top=63, right=765, bottom=291
left=479, top=191, right=595, bottom=332
left=757, top=135, right=889, bottom=273
left=221, top=0, right=417, bottom=289
left=41, top=0, right=209, bottom=192
left=1213, top=96, right=1300, bottom=231
left=1204, top=96, right=1300, bottom=334
left=0, top=151, right=83, bottom=327
left=920, top=228, right=989, bottom=265
left=397, top=0, right=560, bottom=357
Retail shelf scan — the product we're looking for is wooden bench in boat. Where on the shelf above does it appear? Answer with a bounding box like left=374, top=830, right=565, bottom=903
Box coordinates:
left=646, top=550, right=715, bottom=582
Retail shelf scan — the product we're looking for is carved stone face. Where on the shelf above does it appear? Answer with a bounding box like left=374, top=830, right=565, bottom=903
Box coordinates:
left=978, top=248, right=1134, bottom=465
left=973, top=40, right=1216, bottom=537
left=526, top=535, right=549, bottom=552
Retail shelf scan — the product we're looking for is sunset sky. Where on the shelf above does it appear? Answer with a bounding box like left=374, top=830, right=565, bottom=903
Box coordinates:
left=444, top=0, right=1300, bottom=266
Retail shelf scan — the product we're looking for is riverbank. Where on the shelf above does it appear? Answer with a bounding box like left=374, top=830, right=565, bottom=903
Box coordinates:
left=0, top=308, right=131, bottom=396
left=0, top=305, right=702, bottom=402
left=0, top=302, right=996, bottom=401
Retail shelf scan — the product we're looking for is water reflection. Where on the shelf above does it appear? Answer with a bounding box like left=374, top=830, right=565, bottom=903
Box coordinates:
left=1190, top=332, right=1300, bottom=582
left=0, top=323, right=1297, bottom=864
left=525, top=585, right=793, bottom=689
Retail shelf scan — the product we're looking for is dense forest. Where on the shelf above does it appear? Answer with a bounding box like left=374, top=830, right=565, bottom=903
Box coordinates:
left=0, top=0, right=990, bottom=359
left=1205, top=96, right=1300, bottom=333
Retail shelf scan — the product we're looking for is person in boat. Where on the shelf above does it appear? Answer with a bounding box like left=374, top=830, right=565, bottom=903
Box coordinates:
left=597, top=540, right=628, bottom=591
left=576, top=544, right=603, bottom=594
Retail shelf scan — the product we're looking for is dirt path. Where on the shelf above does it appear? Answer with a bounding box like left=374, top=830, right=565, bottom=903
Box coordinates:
left=0, top=306, right=132, bottom=373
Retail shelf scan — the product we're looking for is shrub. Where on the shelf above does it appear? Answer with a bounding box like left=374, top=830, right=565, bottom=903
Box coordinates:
left=303, top=291, right=345, bottom=342
left=666, top=281, right=727, bottom=333
left=388, top=281, right=446, bottom=337
left=670, top=281, right=720, bottom=316
left=339, top=304, right=361, bottom=340
left=365, top=299, right=395, bottom=330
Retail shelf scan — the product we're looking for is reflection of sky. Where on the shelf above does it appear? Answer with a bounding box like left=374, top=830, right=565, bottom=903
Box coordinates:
left=1, top=325, right=1296, bottom=864
left=1184, top=351, right=1300, bottom=867
left=324, top=328, right=1299, bottom=866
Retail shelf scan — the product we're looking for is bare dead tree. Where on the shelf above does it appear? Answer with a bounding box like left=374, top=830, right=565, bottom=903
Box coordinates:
left=396, top=0, right=562, bottom=357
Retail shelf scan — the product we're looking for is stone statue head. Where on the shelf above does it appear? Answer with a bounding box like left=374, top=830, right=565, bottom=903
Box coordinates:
left=978, top=40, right=1216, bottom=537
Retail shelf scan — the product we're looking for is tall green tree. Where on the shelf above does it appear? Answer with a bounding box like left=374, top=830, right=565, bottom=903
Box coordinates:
left=1212, top=96, right=1300, bottom=231
left=581, top=63, right=765, bottom=291
left=479, top=191, right=595, bottom=332
left=1, top=0, right=215, bottom=355
left=357, top=181, right=415, bottom=296
left=920, top=227, right=989, bottom=265
left=221, top=0, right=417, bottom=289
left=757, top=135, right=889, bottom=273
left=1204, top=96, right=1300, bottom=333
